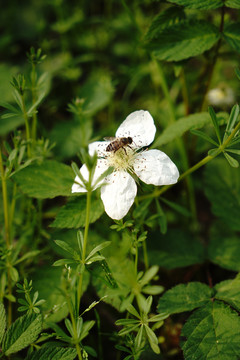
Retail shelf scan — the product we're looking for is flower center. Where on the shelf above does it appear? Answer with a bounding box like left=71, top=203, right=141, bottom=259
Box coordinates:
left=107, top=147, right=136, bottom=172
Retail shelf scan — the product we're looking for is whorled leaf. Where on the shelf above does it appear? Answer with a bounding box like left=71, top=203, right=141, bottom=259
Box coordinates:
left=2, top=313, right=42, bottom=356
left=153, top=112, right=227, bottom=147
left=158, top=282, right=212, bottom=314
left=181, top=301, right=240, bottom=360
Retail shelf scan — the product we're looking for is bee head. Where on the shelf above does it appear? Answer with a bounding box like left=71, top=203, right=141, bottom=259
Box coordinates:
left=128, top=137, right=133, bottom=144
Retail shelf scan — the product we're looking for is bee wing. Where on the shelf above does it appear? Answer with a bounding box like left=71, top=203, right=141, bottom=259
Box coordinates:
left=104, top=137, right=116, bottom=141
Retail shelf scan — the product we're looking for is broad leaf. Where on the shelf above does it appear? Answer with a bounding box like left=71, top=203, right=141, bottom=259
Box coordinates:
left=204, top=159, right=240, bottom=231
left=12, top=160, right=74, bottom=198
left=145, top=7, right=185, bottom=40
left=224, top=23, right=240, bottom=53
left=146, top=20, right=219, bottom=61
left=167, top=0, right=223, bottom=9
left=208, top=234, right=240, bottom=271
left=0, top=302, right=6, bottom=344
left=26, top=346, right=77, bottom=360
left=181, top=301, right=240, bottom=360
left=158, top=282, right=212, bottom=314
left=153, top=112, right=227, bottom=147
left=148, top=230, right=205, bottom=270
left=51, top=196, right=104, bottom=228
left=225, top=0, right=240, bottom=8
left=215, top=274, right=240, bottom=312
left=2, top=313, right=42, bottom=356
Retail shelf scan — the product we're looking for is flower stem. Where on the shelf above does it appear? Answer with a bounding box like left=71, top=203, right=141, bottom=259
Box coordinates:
left=31, top=63, right=38, bottom=141
left=77, top=190, right=92, bottom=311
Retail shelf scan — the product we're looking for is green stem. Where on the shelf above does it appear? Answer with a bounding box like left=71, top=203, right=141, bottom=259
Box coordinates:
left=77, top=190, right=91, bottom=311
left=0, top=148, right=12, bottom=326
left=21, top=95, right=31, bottom=158
left=142, top=240, right=149, bottom=271
left=139, top=120, right=240, bottom=201
left=31, top=63, right=38, bottom=141
left=134, top=245, right=138, bottom=276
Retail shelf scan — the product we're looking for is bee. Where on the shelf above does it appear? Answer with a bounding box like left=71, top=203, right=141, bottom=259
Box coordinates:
left=104, top=136, right=133, bottom=153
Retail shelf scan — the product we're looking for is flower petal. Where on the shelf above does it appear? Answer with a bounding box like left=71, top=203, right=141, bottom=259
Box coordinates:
left=88, top=141, right=109, bottom=157
left=115, top=110, right=156, bottom=148
left=133, top=149, right=179, bottom=186
left=72, top=159, right=109, bottom=193
left=100, top=171, right=137, bottom=220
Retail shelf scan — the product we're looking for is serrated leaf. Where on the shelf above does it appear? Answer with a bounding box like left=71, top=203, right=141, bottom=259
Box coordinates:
left=51, top=196, right=104, bottom=228
left=26, top=346, right=77, bottom=360
left=148, top=230, right=205, bottom=270
left=12, top=160, right=74, bottom=198
left=224, top=22, right=240, bottom=52
left=145, top=6, right=185, bottom=40
left=181, top=301, right=240, bottom=360
left=204, top=158, right=240, bottom=231
left=0, top=302, right=6, bottom=344
left=154, top=112, right=227, bottom=147
left=215, top=274, right=240, bottom=312
left=208, top=234, right=240, bottom=272
left=158, top=282, right=212, bottom=314
left=167, top=0, right=223, bottom=9
left=225, top=0, right=240, bottom=8
left=147, top=20, right=219, bottom=61
left=2, top=313, right=42, bottom=355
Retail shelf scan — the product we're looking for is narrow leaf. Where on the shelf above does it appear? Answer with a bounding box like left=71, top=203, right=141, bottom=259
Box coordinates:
left=224, top=152, right=239, bottom=168
left=223, top=104, right=239, bottom=141
left=208, top=106, right=221, bottom=143
left=224, top=23, right=240, bottom=53
left=26, top=347, right=77, bottom=360
left=86, top=241, right=111, bottom=262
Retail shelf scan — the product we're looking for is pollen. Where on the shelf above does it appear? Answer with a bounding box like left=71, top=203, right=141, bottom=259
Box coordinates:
left=107, top=147, right=136, bottom=172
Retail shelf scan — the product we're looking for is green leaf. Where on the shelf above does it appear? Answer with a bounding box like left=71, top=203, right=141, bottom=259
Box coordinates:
left=2, top=313, right=42, bottom=356
left=224, top=22, right=240, bottom=52
left=235, top=67, right=240, bottom=80
left=145, top=6, right=185, bottom=40
left=12, top=160, right=74, bottom=199
left=158, top=282, right=212, bottom=314
left=208, top=233, right=240, bottom=272
left=190, top=129, right=219, bottom=146
left=26, top=347, right=77, bottom=360
left=215, top=274, right=240, bottom=312
left=146, top=20, right=219, bottom=61
left=153, top=112, right=227, bottom=147
left=208, top=106, right=221, bottom=144
left=0, top=302, right=6, bottom=344
left=86, top=241, right=111, bottom=262
left=148, top=230, right=205, bottom=270
left=224, top=152, right=239, bottom=167
left=51, top=196, right=104, bottom=228
left=204, top=158, right=240, bottom=231
left=223, top=104, right=239, bottom=142
left=54, top=240, right=77, bottom=256
left=181, top=301, right=240, bottom=360
left=167, top=0, right=223, bottom=9
left=225, top=0, right=240, bottom=8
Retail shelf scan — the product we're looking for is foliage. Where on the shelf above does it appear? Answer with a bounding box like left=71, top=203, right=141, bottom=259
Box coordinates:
left=0, top=0, right=240, bottom=359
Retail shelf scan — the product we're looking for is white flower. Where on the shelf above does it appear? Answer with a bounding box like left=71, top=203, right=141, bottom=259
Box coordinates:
left=72, top=110, right=179, bottom=220
left=207, top=86, right=235, bottom=107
